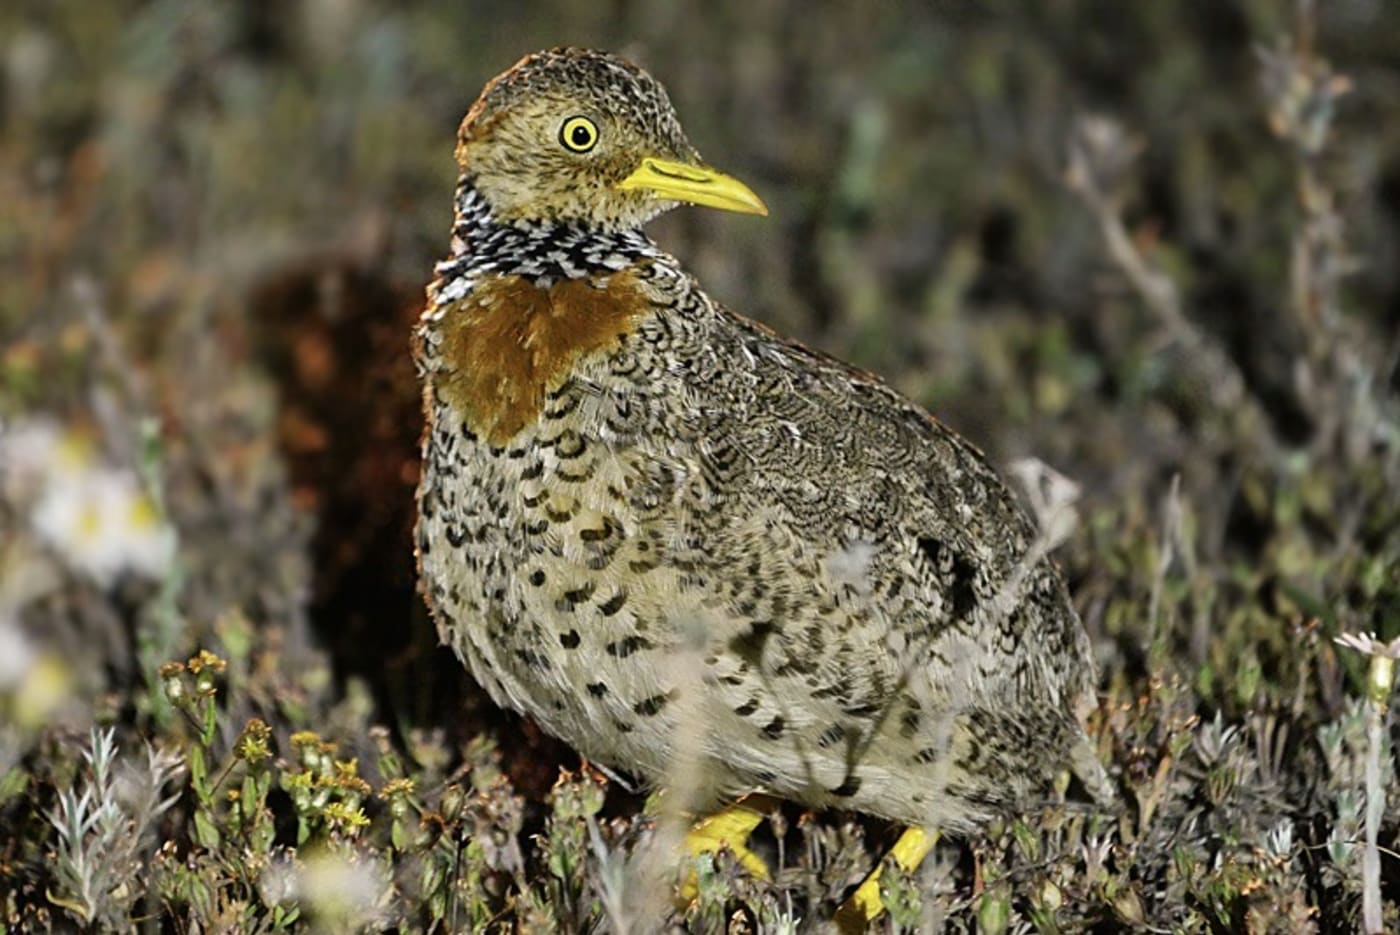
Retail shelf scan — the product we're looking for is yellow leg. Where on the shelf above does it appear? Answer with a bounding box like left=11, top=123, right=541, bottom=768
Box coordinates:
left=677, top=794, right=776, bottom=903
left=834, top=826, right=938, bottom=933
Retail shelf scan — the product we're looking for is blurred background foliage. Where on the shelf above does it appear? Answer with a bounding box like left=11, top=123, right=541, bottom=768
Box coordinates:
left=2, top=0, right=1399, bottom=931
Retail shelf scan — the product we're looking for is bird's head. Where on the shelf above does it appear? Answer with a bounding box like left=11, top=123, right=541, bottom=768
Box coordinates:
left=455, top=47, right=768, bottom=231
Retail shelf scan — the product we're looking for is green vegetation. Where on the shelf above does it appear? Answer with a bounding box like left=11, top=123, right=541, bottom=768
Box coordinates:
left=2, top=1, right=1398, bottom=931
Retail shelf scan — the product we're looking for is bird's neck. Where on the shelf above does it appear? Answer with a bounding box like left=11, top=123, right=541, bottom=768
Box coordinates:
left=429, top=179, right=664, bottom=303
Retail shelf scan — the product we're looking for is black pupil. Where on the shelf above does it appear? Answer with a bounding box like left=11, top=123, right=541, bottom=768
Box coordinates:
left=571, top=125, right=591, bottom=147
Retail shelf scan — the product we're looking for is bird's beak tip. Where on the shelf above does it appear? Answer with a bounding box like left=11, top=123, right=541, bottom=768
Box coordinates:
left=618, top=157, right=769, bottom=217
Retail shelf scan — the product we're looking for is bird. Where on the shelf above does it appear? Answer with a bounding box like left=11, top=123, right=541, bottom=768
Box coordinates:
left=413, top=46, right=1109, bottom=927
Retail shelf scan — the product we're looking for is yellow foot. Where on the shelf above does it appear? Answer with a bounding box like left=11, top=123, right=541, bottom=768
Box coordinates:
left=834, top=826, right=938, bottom=933
left=677, top=794, right=777, bottom=904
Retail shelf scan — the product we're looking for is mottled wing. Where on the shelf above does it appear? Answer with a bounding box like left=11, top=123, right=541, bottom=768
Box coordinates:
left=647, top=297, right=1095, bottom=821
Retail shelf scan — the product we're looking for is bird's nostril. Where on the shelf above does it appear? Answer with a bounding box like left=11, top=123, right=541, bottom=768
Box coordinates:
left=647, top=159, right=709, bottom=183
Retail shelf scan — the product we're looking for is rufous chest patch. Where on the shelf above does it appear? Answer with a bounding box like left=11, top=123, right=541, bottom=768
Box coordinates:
left=432, top=270, right=650, bottom=446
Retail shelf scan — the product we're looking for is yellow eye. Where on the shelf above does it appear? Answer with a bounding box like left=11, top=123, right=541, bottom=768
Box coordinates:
left=559, top=115, right=599, bottom=153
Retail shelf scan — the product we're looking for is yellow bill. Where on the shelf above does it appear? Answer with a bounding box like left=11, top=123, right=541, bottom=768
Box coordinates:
left=617, top=157, right=768, bottom=216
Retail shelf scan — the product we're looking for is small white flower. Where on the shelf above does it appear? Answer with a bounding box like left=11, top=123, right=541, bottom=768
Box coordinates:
left=298, top=850, right=390, bottom=926
left=0, top=611, right=35, bottom=689
left=259, top=850, right=392, bottom=925
left=30, top=467, right=175, bottom=587
left=1335, top=632, right=1400, bottom=660
left=1335, top=632, right=1400, bottom=708
left=2, top=417, right=175, bottom=588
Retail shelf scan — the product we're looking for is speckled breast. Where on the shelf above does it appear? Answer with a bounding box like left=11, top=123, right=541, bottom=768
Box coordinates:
left=414, top=259, right=1103, bottom=827
left=414, top=267, right=704, bottom=779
